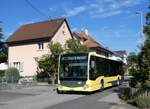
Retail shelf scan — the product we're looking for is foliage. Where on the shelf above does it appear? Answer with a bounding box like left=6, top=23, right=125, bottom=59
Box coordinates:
left=37, top=39, right=90, bottom=84
left=127, top=52, right=138, bottom=66
left=47, top=42, right=64, bottom=79
left=37, top=55, right=51, bottom=79
left=119, top=87, right=132, bottom=100
left=48, top=42, right=64, bottom=56
left=126, top=6, right=150, bottom=89
left=135, top=92, right=150, bottom=108
left=126, top=52, right=140, bottom=87
left=124, top=5, right=150, bottom=108
left=5, top=67, right=20, bottom=83
left=0, top=70, right=5, bottom=77
left=65, top=39, right=89, bottom=52
left=138, top=6, right=150, bottom=89
left=37, top=42, right=64, bottom=84
left=127, top=52, right=139, bottom=75
left=0, top=32, right=8, bottom=63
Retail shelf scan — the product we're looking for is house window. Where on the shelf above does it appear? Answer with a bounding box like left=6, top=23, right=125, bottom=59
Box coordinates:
left=38, top=42, right=44, bottom=50
left=62, top=30, right=66, bottom=35
left=13, top=62, right=23, bottom=72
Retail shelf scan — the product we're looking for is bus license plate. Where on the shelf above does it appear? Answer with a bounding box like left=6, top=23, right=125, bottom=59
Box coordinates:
left=70, top=88, right=74, bottom=91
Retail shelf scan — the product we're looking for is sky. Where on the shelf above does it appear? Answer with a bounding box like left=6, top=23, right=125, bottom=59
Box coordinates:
left=0, top=0, right=149, bottom=53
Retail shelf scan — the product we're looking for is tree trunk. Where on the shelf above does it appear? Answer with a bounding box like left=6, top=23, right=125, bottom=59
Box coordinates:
left=51, top=78, right=55, bottom=85
left=51, top=73, right=56, bottom=86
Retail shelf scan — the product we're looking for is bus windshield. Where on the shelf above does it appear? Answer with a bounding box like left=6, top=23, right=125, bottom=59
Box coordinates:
left=59, top=53, right=88, bottom=81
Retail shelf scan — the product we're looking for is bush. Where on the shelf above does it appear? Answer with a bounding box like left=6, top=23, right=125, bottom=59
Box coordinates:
left=0, top=70, right=5, bottom=77
left=5, top=67, right=20, bottom=83
left=119, top=87, right=132, bottom=100
left=135, top=92, right=150, bottom=108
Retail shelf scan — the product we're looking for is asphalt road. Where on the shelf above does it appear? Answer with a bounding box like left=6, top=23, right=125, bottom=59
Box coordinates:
left=0, top=85, right=137, bottom=109
left=0, top=85, right=84, bottom=109
left=45, top=87, right=119, bottom=109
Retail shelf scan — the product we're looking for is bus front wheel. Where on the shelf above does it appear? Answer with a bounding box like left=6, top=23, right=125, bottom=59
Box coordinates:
left=57, top=88, right=63, bottom=94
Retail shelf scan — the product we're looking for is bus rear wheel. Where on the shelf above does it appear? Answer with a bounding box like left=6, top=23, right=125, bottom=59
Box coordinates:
left=100, top=80, right=104, bottom=91
left=117, top=78, right=120, bottom=86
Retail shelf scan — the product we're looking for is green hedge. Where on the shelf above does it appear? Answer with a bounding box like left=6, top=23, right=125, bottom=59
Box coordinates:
left=0, top=70, right=5, bottom=77
left=135, top=93, right=150, bottom=108
left=5, top=67, right=20, bottom=83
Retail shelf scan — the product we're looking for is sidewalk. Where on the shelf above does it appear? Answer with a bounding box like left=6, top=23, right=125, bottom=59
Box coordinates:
left=98, top=93, right=138, bottom=109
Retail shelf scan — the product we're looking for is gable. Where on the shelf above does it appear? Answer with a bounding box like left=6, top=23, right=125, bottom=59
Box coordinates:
left=51, top=21, right=73, bottom=45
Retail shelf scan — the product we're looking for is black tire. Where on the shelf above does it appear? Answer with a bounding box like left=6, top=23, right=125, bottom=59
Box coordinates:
left=100, top=80, right=104, bottom=91
left=57, top=88, right=62, bottom=94
left=117, top=78, right=120, bottom=86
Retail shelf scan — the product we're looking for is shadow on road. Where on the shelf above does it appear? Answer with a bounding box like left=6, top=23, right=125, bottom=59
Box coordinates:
left=56, top=86, right=120, bottom=95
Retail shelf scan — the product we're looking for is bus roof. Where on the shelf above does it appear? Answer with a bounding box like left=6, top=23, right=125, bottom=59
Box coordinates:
left=60, top=52, right=123, bottom=63
left=89, top=52, right=123, bottom=63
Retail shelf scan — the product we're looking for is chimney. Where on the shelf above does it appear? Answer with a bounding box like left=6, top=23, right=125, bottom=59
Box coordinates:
left=84, top=28, right=89, bottom=35
left=81, top=27, right=89, bottom=35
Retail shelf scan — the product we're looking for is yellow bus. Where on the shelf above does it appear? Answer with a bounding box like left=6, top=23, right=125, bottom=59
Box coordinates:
left=57, top=52, right=123, bottom=93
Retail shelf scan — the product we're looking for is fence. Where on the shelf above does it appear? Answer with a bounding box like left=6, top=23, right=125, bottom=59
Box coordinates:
left=0, top=77, right=37, bottom=90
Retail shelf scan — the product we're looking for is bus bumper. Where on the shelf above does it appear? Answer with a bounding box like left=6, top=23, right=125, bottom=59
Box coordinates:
left=57, top=85, right=94, bottom=92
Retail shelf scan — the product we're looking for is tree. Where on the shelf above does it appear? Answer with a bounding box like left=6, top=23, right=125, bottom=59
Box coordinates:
left=37, top=39, right=90, bottom=84
left=65, top=39, right=89, bottom=52
left=127, top=52, right=138, bottom=67
left=0, top=27, right=7, bottom=63
left=126, top=52, right=140, bottom=86
left=37, top=42, right=64, bottom=84
left=127, top=6, right=150, bottom=89
left=138, top=6, right=150, bottom=88
left=36, top=54, right=52, bottom=80
left=47, top=42, right=64, bottom=84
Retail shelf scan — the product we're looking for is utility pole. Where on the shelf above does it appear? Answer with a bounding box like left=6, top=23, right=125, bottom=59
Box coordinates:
left=136, top=11, right=144, bottom=45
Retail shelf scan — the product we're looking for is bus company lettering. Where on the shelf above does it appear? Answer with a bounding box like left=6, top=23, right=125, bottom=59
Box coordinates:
left=62, top=56, right=87, bottom=61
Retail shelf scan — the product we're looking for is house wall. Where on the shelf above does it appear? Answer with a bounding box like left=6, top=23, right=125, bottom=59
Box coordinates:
left=8, top=21, right=72, bottom=76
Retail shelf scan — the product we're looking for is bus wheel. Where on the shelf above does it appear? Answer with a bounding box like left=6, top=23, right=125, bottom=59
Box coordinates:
left=117, top=78, right=120, bottom=86
left=100, top=80, right=104, bottom=91
left=57, top=88, right=62, bottom=94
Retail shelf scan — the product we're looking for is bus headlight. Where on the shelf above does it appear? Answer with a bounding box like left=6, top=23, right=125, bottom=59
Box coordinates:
left=83, top=84, right=89, bottom=90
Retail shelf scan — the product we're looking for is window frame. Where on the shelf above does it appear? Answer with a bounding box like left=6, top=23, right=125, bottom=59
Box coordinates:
left=38, top=42, right=44, bottom=50
left=12, top=62, right=23, bottom=72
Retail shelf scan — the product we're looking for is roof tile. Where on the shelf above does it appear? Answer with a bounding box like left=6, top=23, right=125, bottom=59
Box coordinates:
left=6, top=18, right=65, bottom=43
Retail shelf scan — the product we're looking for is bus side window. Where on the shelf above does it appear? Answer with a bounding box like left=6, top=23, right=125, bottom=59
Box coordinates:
left=89, top=56, right=96, bottom=80
left=95, top=57, right=103, bottom=77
